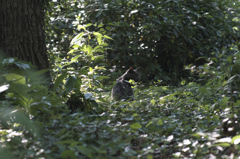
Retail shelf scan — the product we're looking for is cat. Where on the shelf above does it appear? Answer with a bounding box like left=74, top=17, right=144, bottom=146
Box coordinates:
left=111, top=67, right=140, bottom=100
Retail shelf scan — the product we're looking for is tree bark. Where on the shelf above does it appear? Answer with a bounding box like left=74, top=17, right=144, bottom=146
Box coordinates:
left=0, top=0, right=50, bottom=78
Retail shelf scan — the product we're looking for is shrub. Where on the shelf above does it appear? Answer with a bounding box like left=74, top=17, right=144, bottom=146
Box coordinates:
left=82, top=0, right=240, bottom=83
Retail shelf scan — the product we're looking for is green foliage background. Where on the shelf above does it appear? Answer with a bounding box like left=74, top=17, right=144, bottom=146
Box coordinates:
left=1, top=0, right=240, bottom=158
left=77, top=0, right=239, bottom=82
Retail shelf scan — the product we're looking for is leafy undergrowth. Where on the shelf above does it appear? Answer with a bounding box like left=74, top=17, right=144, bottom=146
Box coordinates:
left=42, top=83, right=238, bottom=159
left=1, top=80, right=240, bottom=158
left=1, top=29, right=240, bottom=158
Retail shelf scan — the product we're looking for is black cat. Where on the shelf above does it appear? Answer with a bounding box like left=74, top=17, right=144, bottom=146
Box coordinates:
left=111, top=67, right=140, bottom=100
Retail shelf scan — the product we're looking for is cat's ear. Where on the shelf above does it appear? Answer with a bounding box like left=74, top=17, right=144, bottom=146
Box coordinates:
left=129, top=66, right=133, bottom=70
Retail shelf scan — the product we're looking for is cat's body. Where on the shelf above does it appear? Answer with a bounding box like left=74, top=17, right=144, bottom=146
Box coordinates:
left=111, top=67, right=140, bottom=100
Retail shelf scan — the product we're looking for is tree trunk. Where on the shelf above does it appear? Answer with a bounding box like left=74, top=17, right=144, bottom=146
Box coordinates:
left=0, top=0, right=50, bottom=78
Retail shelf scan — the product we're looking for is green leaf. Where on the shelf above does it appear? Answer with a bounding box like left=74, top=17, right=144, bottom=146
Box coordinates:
left=150, top=99, right=155, bottom=105
left=181, top=80, right=186, bottom=86
left=231, top=135, right=240, bottom=144
left=77, top=25, right=86, bottom=30
left=89, top=67, right=94, bottom=74
left=147, top=155, right=153, bottom=159
left=75, top=77, right=82, bottom=93
left=77, top=146, right=93, bottom=158
left=95, top=76, right=110, bottom=80
left=65, top=76, right=77, bottom=93
left=71, top=55, right=81, bottom=62
left=226, top=55, right=233, bottom=63
left=53, top=73, right=68, bottom=90
left=133, top=113, right=138, bottom=117
left=93, top=32, right=103, bottom=45
left=86, top=23, right=92, bottom=27
left=157, top=119, right=163, bottom=125
left=78, top=69, right=88, bottom=75
left=57, top=139, right=80, bottom=148
left=146, top=121, right=153, bottom=127
left=213, top=143, right=231, bottom=147
left=91, top=55, right=104, bottom=62
left=199, top=87, right=208, bottom=93
left=72, top=44, right=80, bottom=48
left=130, top=122, right=142, bottom=129
left=221, top=97, right=230, bottom=105
left=71, top=32, right=85, bottom=46
left=93, top=32, right=102, bottom=38
left=4, top=73, right=25, bottom=85
left=28, top=69, right=49, bottom=79
left=87, top=45, right=93, bottom=55
left=61, top=150, right=77, bottom=159
left=98, top=23, right=104, bottom=28
left=103, top=35, right=113, bottom=40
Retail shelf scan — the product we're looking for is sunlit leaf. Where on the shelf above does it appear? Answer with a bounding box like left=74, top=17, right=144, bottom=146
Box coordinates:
left=130, top=10, right=138, bottom=15
left=147, top=155, right=153, bottom=159
left=146, top=121, right=153, bottom=127
left=213, top=143, right=231, bottom=147
left=71, top=32, right=84, bottom=45
left=77, top=25, right=86, bottom=30
left=103, top=35, right=113, bottom=40
left=87, top=45, right=93, bottom=55
left=130, top=122, right=142, bottom=129
left=84, top=93, right=93, bottom=99
left=157, top=119, right=163, bottom=125
left=91, top=55, right=104, bottom=63
left=231, top=135, right=240, bottom=144
left=86, top=23, right=92, bottom=27
left=93, top=32, right=103, bottom=45
left=4, top=73, right=25, bottom=85
left=0, top=84, right=9, bottom=93
left=71, top=55, right=81, bottom=62
left=181, top=80, right=186, bottom=86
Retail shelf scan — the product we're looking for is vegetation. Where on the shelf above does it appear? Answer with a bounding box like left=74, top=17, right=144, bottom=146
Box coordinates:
left=1, top=0, right=240, bottom=158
